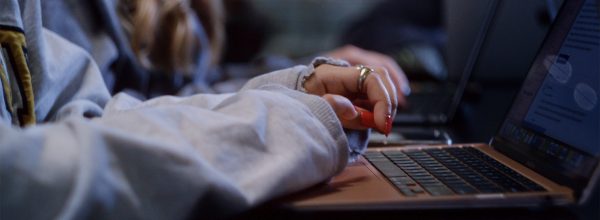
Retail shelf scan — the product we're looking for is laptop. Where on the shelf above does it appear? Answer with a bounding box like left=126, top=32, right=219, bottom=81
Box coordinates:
left=286, top=0, right=600, bottom=209
left=394, top=0, right=499, bottom=125
left=375, top=0, right=562, bottom=145
left=396, top=0, right=565, bottom=125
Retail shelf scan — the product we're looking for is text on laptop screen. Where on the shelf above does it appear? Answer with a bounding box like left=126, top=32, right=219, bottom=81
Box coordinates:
left=497, top=0, right=599, bottom=188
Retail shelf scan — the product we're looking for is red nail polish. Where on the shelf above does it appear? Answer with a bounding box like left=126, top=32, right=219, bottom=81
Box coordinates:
left=359, top=110, right=377, bottom=128
left=385, top=114, right=392, bottom=136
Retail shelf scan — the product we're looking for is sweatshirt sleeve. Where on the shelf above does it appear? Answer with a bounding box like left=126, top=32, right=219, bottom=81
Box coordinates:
left=240, top=57, right=352, bottom=92
left=0, top=0, right=361, bottom=219
left=1, top=84, right=349, bottom=219
left=241, top=57, right=369, bottom=161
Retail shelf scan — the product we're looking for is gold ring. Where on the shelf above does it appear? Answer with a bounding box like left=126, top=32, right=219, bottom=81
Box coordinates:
left=356, top=65, right=374, bottom=93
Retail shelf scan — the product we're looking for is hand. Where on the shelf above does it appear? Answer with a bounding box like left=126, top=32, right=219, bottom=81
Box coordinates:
left=325, top=45, right=411, bottom=98
left=304, top=64, right=400, bottom=135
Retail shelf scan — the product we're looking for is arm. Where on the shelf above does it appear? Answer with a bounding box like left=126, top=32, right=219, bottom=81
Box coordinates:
left=1, top=84, right=348, bottom=219
left=1, top=0, right=348, bottom=218
left=2, top=0, right=402, bottom=218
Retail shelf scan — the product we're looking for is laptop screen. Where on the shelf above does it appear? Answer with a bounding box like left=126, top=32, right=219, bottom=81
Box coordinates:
left=494, top=0, right=599, bottom=196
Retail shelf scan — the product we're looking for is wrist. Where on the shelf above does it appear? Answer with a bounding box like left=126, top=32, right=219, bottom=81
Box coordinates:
left=298, top=56, right=350, bottom=93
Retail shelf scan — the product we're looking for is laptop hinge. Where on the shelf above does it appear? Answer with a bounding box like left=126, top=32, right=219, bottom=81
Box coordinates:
left=488, top=137, right=496, bottom=148
left=579, top=162, right=600, bottom=205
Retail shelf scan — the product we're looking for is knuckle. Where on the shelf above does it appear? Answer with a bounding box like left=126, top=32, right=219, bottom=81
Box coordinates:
left=368, top=72, right=383, bottom=83
left=346, top=44, right=359, bottom=51
left=345, top=45, right=360, bottom=55
left=375, top=67, right=389, bottom=76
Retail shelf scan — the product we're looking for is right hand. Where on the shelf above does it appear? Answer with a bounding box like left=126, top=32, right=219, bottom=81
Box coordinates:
left=303, top=64, right=403, bottom=134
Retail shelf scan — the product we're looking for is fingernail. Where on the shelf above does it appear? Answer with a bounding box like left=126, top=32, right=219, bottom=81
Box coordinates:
left=358, top=109, right=376, bottom=128
left=343, top=107, right=358, bottom=120
left=385, top=114, right=393, bottom=136
left=402, top=85, right=411, bottom=96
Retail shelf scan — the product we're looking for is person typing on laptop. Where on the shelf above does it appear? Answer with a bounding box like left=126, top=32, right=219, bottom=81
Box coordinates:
left=0, top=0, right=407, bottom=219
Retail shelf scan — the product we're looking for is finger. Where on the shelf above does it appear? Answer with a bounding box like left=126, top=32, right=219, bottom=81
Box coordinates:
left=321, top=94, right=366, bottom=130
left=386, top=65, right=409, bottom=108
left=354, top=106, right=391, bottom=134
left=352, top=99, right=374, bottom=110
left=375, top=55, right=411, bottom=97
left=330, top=48, right=409, bottom=107
left=322, top=94, right=357, bottom=120
left=307, top=64, right=394, bottom=134
left=372, top=67, right=399, bottom=117
left=363, top=73, right=393, bottom=135
left=309, top=65, right=364, bottom=97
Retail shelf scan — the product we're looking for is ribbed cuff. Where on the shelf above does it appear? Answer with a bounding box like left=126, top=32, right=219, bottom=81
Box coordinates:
left=296, top=57, right=351, bottom=93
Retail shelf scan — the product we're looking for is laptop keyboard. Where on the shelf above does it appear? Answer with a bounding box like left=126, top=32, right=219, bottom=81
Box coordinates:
left=364, top=146, right=546, bottom=197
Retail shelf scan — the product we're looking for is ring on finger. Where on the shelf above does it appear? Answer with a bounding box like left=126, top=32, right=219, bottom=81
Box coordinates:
left=356, top=65, right=374, bottom=93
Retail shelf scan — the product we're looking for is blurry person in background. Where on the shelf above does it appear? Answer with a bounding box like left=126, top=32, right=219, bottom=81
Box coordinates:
left=1, top=0, right=406, bottom=219
left=222, top=0, right=442, bottom=94
left=41, top=0, right=410, bottom=98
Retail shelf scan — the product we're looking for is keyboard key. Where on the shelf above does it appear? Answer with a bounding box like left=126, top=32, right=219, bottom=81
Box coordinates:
left=423, top=186, right=454, bottom=196
left=390, top=177, right=415, bottom=185
left=398, top=187, right=416, bottom=196
left=411, top=187, right=425, bottom=193
left=370, top=161, right=408, bottom=177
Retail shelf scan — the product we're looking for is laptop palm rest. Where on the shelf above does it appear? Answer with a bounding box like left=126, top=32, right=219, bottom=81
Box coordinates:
left=285, top=159, right=401, bottom=209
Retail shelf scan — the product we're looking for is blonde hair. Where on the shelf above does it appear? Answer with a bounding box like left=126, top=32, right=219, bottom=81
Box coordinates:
left=118, top=0, right=224, bottom=76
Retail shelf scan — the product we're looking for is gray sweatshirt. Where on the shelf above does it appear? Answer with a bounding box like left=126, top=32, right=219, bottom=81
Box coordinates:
left=0, top=0, right=367, bottom=219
